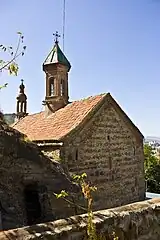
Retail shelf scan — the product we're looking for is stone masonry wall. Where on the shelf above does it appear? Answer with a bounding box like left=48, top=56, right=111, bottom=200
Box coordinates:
left=63, top=100, right=145, bottom=211
left=1, top=198, right=160, bottom=240
left=0, top=124, right=77, bottom=230
left=0, top=153, right=75, bottom=230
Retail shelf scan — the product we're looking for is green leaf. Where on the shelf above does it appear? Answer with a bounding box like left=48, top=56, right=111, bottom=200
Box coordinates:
left=72, top=174, right=81, bottom=181
left=81, top=173, right=87, bottom=179
left=17, top=31, right=22, bottom=35
left=0, top=83, right=8, bottom=89
left=90, top=186, right=97, bottom=192
left=8, top=63, right=19, bottom=76
left=54, top=190, right=68, bottom=199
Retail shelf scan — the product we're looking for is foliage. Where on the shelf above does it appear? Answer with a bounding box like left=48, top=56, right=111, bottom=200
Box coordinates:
left=22, top=135, right=32, bottom=143
left=144, top=143, right=160, bottom=193
left=54, top=190, right=68, bottom=199
left=144, top=144, right=158, bottom=169
left=146, top=163, right=160, bottom=193
left=55, top=173, right=118, bottom=240
left=0, top=32, right=26, bottom=88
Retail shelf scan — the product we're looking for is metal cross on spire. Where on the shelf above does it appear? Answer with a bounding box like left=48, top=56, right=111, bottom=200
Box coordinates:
left=53, top=31, right=61, bottom=44
left=19, top=79, right=25, bottom=93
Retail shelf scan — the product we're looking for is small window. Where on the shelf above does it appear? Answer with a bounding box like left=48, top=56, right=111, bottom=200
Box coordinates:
left=75, top=149, right=78, bottom=161
left=133, top=146, right=136, bottom=156
left=109, top=156, right=112, bottom=170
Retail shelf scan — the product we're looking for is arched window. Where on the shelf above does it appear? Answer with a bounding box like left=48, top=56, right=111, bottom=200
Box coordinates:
left=49, top=77, right=54, bottom=96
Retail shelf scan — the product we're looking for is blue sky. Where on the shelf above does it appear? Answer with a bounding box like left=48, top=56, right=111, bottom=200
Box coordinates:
left=0, top=0, right=160, bottom=137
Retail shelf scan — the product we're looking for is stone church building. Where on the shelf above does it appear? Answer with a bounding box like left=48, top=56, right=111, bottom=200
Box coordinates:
left=12, top=34, right=145, bottom=211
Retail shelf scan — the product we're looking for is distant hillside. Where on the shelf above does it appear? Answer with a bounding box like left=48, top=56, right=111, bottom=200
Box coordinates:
left=145, top=136, right=160, bottom=143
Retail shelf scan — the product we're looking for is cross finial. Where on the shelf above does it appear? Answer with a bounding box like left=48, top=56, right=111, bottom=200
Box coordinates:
left=53, top=31, right=61, bottom=44
left=19, top=79, right=25, bottom=93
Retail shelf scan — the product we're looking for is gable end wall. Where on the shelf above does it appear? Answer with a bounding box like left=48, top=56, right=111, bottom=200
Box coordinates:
left=63, top=100, right=145, bottom=210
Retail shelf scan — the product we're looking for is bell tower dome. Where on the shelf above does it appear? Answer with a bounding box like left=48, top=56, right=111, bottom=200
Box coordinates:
left=42, top=32, right=71, bottom=116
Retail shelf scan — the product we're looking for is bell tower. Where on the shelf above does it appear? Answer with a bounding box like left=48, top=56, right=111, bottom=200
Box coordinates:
left=42, top=32, right=71, bottom=115
left=16, top=79, right=28, bottom=119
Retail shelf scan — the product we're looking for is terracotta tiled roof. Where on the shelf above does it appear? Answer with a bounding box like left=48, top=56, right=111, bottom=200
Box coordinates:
left=12, top=94, right=106, bottom=141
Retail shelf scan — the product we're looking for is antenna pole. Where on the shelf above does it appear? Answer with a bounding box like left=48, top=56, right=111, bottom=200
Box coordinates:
left=62, top=0, right=66, bottom=51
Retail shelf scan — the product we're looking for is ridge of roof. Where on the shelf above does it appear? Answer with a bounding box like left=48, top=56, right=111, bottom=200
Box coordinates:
left=70, top=93, right=106, bottom=103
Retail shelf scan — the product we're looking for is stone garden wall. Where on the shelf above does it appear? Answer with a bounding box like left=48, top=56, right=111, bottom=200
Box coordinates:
left=1, top=198, right=160, bottom=240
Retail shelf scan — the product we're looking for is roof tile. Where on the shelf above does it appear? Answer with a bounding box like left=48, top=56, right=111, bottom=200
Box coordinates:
left=12, top=94, right=106, bottom=141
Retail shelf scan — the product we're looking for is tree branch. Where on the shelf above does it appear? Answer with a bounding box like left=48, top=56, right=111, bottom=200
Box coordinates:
left=0, top=51, right=22, bottom=72
left=0, top=33, right=26, bottom=73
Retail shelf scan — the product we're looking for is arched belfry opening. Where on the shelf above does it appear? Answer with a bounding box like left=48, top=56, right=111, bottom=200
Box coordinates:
left=60, top=79, right=65, bottom=96
left=60, top=79, right=63, bottom=96
left=42, top=31, right=71, bottom=115
left=49, top=77, right=55, bottom=96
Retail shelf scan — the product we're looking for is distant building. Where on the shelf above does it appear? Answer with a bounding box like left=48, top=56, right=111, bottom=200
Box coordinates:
left=144, top=139, right=160, bottom=159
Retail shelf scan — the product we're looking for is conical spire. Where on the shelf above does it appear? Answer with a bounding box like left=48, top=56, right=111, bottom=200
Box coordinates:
left=43, top=31, right=71, bottom=71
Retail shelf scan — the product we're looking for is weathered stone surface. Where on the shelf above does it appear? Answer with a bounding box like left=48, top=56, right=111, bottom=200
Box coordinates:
left=61, top=100, right=145, bottom=211
left=39, top=99, right=145, bottom=213
left=0, top=115, right=78, bottom=230
left=1, top=198, right=160, bottom=240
